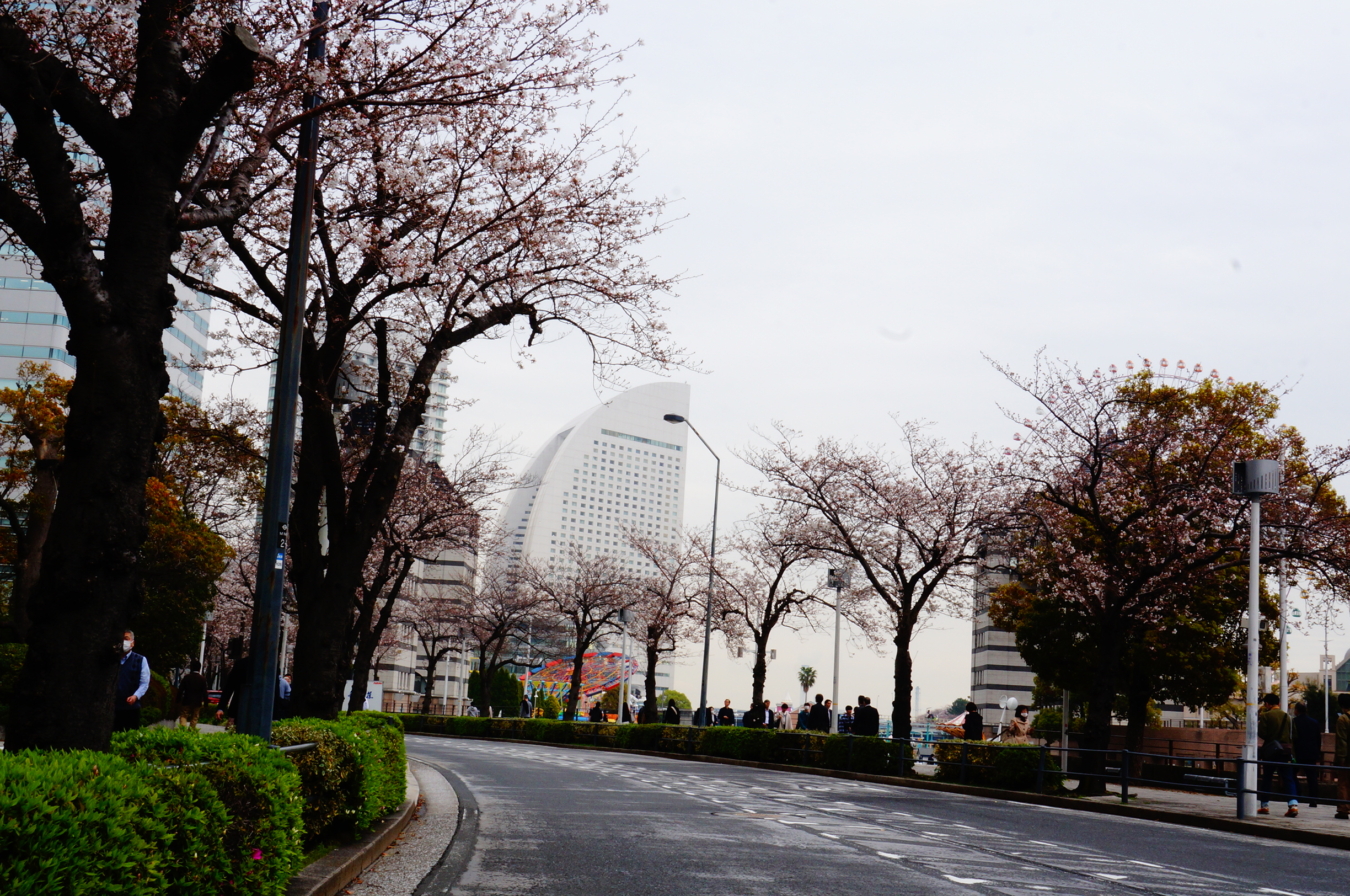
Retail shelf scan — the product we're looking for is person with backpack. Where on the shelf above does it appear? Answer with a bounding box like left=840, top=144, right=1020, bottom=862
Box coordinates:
left=1257, top=693, right=1299, bottom=817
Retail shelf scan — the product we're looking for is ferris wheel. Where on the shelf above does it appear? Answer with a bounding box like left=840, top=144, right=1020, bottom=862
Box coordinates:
left=1000, top=356, right=1237, bottom=459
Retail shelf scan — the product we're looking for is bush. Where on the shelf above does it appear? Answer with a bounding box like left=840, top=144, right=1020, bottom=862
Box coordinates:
left=267, top=720, right=361, bottom=845
left=991, top=745, right=1063, bottom=792
left=0, top=749, right=176, bottom=896
left=821, top=734, right=912, bottom=775
left=933, top=740, right=1061, bottom=791
left=112, top=726, right=305, bottom=895
left=271, top=712, right=406, bottom=843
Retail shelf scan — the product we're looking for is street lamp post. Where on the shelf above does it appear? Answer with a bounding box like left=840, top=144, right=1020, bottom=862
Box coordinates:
left=827, top=569, right=851, bottom=734
left=664, top=413, right=719, bottom=727
left=1232, top=459, right=1280, bottom=819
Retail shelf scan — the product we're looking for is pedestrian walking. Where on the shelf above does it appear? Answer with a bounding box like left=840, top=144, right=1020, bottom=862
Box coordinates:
left=777, top=703, right=793, bottom=730
left=717, top=699, right=736, bottom=726
left=1291, top=702, right=1323, bottom=807
left=177, top=659, right=208, bottom=730
left=854, top=696, right=881, bottom=737
left=1005, top=706, right=1033, bottom=744
left=962, top=702, right=984, bottom=741
left=1257, top=693, right=1299, bottom=817
left=1335, top=693, right=1350, bottom=820
left=663, top=699, right=680, bottom=724
left=113, top=630, right=150, bottom=733
left=807, top=694, right=830, bottom=732
left=839, top=705, right=854, bottom=735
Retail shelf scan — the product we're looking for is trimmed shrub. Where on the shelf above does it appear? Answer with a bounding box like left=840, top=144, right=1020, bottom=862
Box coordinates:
left=933, top=740, right=1061, bottom=792
left=991, top=744, right=1063, bottom=792
left=342, top=711, right=407, bottom=829
left=821, top=734, right=911, bottom=775
left=111, top=726, right=305, bottom=895
left=0, top=749, right=176, bottom=896
left=267, top=720, right=361, bottom=845
left=271, top=712, right=406, bottom=842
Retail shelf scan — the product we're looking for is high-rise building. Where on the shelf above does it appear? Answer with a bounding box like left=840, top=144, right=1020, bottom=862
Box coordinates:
left=500, top=381, right=691, bottom=572
left=376, top=546, right=477, bottom=713
left=0, top=245, right=209, bottom=402
left=970, top=541, right=1034, bottom=718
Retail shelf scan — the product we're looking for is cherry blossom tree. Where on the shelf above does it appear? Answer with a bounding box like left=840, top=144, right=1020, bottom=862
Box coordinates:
left=709, top=503, right=829, bottom=709
left=622, top=529, right=704, bottom=722
left=517, top=547, right=632, bottom=721
left=743, top=422, right=1003, bottom=734
left=1, top=0, right=676, bottom=744
left=988, top=355, right=1350, bottom=790
left=457, top=543, right=548, bottom=715
left=343, top=428, right=511, bottom=711
left=183, top=2, right=678, bottom=719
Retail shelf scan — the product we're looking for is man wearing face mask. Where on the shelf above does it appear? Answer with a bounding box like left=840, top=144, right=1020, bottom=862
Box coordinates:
left=114, top=629, right=150, bottom=732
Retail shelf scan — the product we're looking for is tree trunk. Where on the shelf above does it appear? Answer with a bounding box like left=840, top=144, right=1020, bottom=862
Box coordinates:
left=7, top=444, right=58, bottom=642
left=9, top=178, right=179, bottom=751
left=565, top=628, right=587, bottom=721
left=751, top=631, right=770, bottom=707
left=420, top=646, right=445, bottom=716
left=1124, top=666, right=1150, bottom=778
left=891, top=634, right=913, bottom=737
left=643, top=630, right=660, bottom=724
left=1078, top=626, right=1124, bottom=796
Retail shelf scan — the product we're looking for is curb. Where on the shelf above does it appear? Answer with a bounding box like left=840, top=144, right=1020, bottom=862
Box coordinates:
left=407, top=731, right=1350, bottom=852
left=286, top=764, right=421, bottom=896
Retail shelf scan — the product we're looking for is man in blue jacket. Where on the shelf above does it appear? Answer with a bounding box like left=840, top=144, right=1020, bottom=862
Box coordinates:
left=114, top=629, right=150, bottom=732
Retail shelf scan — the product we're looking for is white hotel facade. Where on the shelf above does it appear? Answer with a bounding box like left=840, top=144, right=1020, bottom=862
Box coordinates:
left=501, top=381, right=692, bottom=572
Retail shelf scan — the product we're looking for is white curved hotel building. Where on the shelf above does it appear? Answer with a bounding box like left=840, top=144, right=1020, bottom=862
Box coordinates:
left=501, top=381, right=691, bottom=572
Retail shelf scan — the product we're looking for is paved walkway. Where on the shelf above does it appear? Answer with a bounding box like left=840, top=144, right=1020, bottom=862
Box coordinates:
left=340, top=759, right=459, bottom=896
left=1082, top=782, right=1350, bottom=835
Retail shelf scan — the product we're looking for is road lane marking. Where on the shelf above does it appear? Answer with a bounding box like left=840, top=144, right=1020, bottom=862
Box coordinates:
left=877, top=852, right=901, bottom=859
left=943, top=875, right=989, bottom=885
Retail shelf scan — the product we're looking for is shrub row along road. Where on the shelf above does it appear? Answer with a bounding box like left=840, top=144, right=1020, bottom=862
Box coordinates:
left=407, top=736, right=1341, bottom=896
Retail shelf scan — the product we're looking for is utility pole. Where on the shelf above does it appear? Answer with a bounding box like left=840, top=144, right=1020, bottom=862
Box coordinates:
left=1278, top=558, right=1288, bottom=713
left=239, top=2, right=329, bottom=739
left=1232, top=459, right=1280, bottom=819
left=827, top=569, right=850, bottom=734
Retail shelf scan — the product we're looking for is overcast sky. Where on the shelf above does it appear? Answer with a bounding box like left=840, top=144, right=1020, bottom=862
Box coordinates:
left=217, top=2, right=1350, bottom=714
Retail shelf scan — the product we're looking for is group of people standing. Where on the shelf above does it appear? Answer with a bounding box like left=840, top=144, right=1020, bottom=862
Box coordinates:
left=712, top=693, right=883, bottom=735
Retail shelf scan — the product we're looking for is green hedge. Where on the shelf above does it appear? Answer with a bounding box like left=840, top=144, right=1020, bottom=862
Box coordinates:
left=933, top=740, right=1063, bottom=791
left=398, top=716, right=914, bottom=776
left=111, top=726, right=305, bottom=894
left=0, top=729, right=304, bottom=896
left=271, top=711, right=406, bottom=845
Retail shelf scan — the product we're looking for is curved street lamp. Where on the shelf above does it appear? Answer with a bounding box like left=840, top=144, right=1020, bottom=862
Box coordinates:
left=664, top=413, right=719, bottom=726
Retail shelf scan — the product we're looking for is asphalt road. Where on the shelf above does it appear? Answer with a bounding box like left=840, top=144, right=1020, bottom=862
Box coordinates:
left=407, top=736, right=1344, bottom=896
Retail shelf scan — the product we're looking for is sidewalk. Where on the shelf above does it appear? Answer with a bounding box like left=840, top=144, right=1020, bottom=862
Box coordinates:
left=1082, top=782, right=1350, bottom=836
left=338, top=759, right=459, bottom=896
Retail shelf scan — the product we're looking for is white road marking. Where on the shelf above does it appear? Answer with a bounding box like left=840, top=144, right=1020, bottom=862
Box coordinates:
left=1096, top=873, right=1127, bottom=880
left=1257, top=890, right=1304, bottom=896
left=1129, top=860, right=1164, bottom=868
left=943, top=875, right=990, bottom=885
left=821, top=833, right=840, bottom=839
left=877, top=852, right=901, bottom=859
